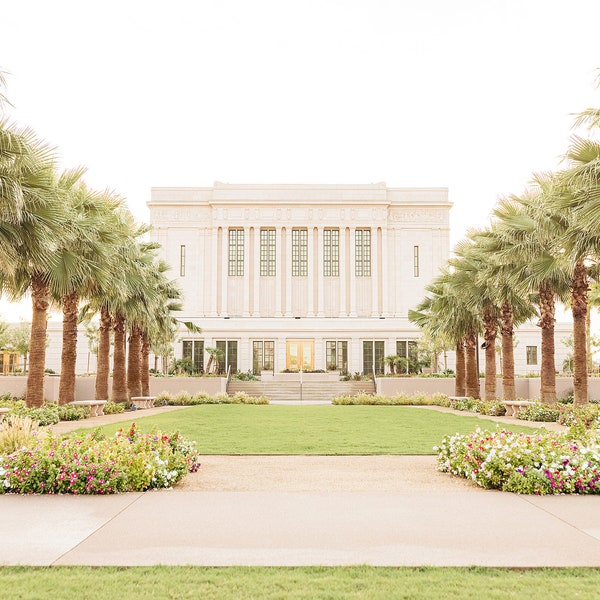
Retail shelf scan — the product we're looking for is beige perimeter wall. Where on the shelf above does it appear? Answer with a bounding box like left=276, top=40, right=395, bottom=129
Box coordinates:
left=0, top=375, right=227, bottom=402
left=376, top=377, right=600, bottom=401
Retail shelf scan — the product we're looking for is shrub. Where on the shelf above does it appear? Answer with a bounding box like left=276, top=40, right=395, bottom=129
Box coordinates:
left=0, top=415, right=39, bottom=455
left=0, top=393, right=22, bottom=408
left=57, top=404, right=90, bottom=421
left=231, top=370, right=259, bottom=381
left=448, top=396, right=480, bottom=412
left=102, top=400, right=125, bottom=415
left=12, top=403, right=60, bottom=426
left=156, top=391, right=269, bottom=405
left=476, top=400, right=506, bottom=416
left=437, top=428, right=600, bottom=494
left=155, top=392, right=174, bottom=405
left=0, top=423, right=201, bottom=494
left=332, top=392, right=452, bottom=406
left=517, top=403, right=560, bottom=422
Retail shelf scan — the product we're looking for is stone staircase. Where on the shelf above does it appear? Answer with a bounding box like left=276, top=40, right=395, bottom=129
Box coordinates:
left=227, top=379, right=375, bottom=402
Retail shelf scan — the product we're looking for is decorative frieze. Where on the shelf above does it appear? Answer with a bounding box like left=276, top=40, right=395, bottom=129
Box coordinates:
left=390, top=208, right=447, bottom=224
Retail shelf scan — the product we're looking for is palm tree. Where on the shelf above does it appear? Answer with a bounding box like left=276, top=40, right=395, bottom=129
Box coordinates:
left=543, top=83, right=600, bottom=404
left=126, top=256, right=182, bottom=400
left=0, top=122, right=75, bottom=407
left=80, top=211, right=148, bottom=401
left=111, top=309, right=128, bottom=402
left=205, top=347, right=223, bottom=374
left=546, top=149, right=600, bottom=405
left=445, top=242, right=495, bottom=400
left=95, top=306, right=113, bottom=400
left=487, top=189, right=571, bottom=404
left=385, top=355, right=398, bottom=375
left=409, top=272, right=479, bottom=397
left=139, top=280, right=185, bottom=395
left=56, top=176, right=125, bottom=404
left=471, top=217, right=549, bottom=402
left=588, top=282, right=600, bottom=374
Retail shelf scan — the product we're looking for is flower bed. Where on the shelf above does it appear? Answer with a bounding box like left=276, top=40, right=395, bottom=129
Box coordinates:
left=0, top=423, right=200, bottom=494
left=436, top=428, right=600, bottom=494
left=0, top=397, right=124, bottom=425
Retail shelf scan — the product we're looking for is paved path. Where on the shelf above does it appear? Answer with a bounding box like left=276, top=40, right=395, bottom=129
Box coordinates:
left=2, top=404, right=597, bottom=567
left=3, top=485, right=600, bottom=567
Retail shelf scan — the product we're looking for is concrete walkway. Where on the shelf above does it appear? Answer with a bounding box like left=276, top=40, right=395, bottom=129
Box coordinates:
left=2, top=404, right=598, bottom=567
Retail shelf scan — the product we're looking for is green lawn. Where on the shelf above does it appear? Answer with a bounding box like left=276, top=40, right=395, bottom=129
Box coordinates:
left=2, top=566, right=600, bottom=599
left=87, top=405, right=540, bottom=454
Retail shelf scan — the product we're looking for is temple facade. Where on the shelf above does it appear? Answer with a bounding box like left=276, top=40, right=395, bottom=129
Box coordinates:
left=148, top=182, right=452, bottom=375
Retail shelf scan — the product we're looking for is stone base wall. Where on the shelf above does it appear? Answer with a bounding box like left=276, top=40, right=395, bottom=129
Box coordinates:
left=0, top=375, right=227, bottom=402
left=376, top=377, right=600, bottom=401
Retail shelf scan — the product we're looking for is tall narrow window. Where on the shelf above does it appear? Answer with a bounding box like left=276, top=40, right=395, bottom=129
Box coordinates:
left=216, top=340, right=238, bottom=374
left=292, top=228, right=308, bottom=276
left=179, top=245, right=186, bottom=277
left=355, top=229, right=371, bottom=277
left=326, top=340, right=348, bottom=374
left=413, top=245, right=420, bottom=277
left=362, top=340, right=385, bottom=375
left=260, top=229, right=276, bottom=276
left=526, top=346, right=538, bottom=365
left=228, top=228, right=244, bottom=276
left=182, top=340, right=204, bottom=373
left=397, top=340, right=418, bottom=374
left=253, top=340, right=275, bottom=373
left=323, top=228, right=339, bottom=277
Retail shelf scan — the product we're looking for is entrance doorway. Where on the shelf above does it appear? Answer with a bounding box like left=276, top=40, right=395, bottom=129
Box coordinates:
left=286, top=339, right=314, bottom=371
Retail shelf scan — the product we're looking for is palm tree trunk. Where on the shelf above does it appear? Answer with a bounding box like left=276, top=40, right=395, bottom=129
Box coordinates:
left=465, top=328, right=480, bottom=399
left=127, top=323, right=142, bottom=399
left=58, top=290, right=79, bottom=405
left=112, top=313, right=128, bottom=402
left=500, top=300, right=516, bottom=401
left=586, top=304, right=592, bottom=374
left=572, top=258, right=589, bottom=406
left=26, top=274, right=50, bottom=408
left=95, top=307, right=112, bottom=400
left=539, top=286, right=557, bottom=404
left=483, top=303, right=497, bottom=402
left=141, top=336, right=151, bottom=396
left=454, top=340, right=466, bottom=396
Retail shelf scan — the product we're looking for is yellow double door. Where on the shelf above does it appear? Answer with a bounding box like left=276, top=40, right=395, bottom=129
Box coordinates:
left=286, top=339, right=314, bottom=372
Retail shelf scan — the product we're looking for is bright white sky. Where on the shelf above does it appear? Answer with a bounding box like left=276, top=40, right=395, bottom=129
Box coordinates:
left=1, top=0, right=600, bottom=322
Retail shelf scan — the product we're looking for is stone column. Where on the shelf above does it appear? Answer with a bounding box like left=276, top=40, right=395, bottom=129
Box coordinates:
left=317, top=227, right=325, bottom=317
left=285, top=227, right=292, bottom=317
left=372, top=227, right=380, bottom=316
left=349, top=227, right=357, bottom=317
left=308, top=227, right=315, bottom=316
left=211, top=227, right=220, bottom=317
left=381, top=226, right=389, bottom=316
left=275, top=227, right=283, bottom=317
left=339, top=227, right=347, bottom=317
left=221, top=227, right=229, bottom=317
left=253, top=227, right=261, bottom=316
left=243, top=227, right=251, bottom=317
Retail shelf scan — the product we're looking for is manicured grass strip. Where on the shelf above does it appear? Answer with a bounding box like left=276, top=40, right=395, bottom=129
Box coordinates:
left=87, top=405, right=541, bottom=455
left=1, top=566, right=600, bottom=599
